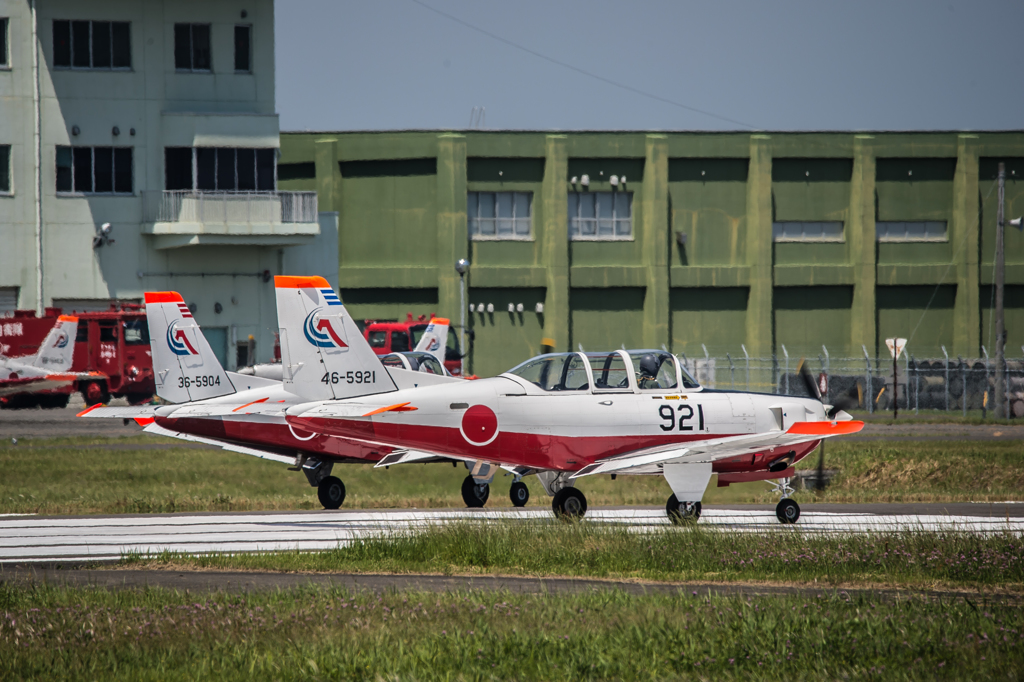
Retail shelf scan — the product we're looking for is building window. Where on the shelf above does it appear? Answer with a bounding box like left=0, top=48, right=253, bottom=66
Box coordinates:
left=0, top=287, right=17, bottom=317
left=55, top=146, right=133, bottom=194
left=234, top=25, right=251, bottom=72
left=1, top=18, right=9, bottom=68
left=876, top=221, right=947, bottom=242
left=772, top=221, right=844, bottom=242
left=174, top=23, right=211, bottom=71
left=164, top=147, right=276, bottom=191
left=53, top=20, right=131, bottom=69
left=0, top=145, right=10, bottom=194
left=568, top=191, right=632, bottom=240
left=467, top=191, right=532, bottom=239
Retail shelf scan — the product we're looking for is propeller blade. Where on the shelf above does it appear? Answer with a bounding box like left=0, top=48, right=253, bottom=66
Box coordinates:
left=796, top=358, right=822, bottom=401
left=815, top=441, right=826, bottom=494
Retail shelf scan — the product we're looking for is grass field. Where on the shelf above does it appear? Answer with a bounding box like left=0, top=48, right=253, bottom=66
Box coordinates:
left=1, top=435, right=1023, bottom=514
left=1, top=582, right=1021, bottom=681
left=122, top=522, right=1024, bottom=591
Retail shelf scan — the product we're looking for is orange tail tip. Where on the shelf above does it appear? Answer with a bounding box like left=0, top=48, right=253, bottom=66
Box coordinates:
left=362, top=402, right=418, bottom=417
left=56, top=315, right=78, bottom=322
left=429, top=318, right=450, bottom=325
left=274, top=275, right=332, bottom=289
left=144, top=291, right=184, bottom=304
left=787, top=420, right=864, bottom=436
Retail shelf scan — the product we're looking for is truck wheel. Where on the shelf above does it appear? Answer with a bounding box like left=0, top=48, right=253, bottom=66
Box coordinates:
left=82, top=382, right=110, bottom=406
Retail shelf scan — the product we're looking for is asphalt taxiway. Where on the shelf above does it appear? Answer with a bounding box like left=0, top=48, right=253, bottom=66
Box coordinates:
left=1, top=503, right=1022, bottom=564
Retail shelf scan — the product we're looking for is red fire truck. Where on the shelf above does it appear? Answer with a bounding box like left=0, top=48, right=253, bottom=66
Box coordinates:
left=0, top=304, right=155, bottom=408
left=362, top=313, right=464, bottom=376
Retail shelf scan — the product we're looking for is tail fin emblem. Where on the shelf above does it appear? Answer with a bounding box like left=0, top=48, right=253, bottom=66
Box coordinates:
left=166, top=323, right=199, bottom=356
left=303, top=309, right=347, bottom=349
left=52, top=331, right=70, bottom=349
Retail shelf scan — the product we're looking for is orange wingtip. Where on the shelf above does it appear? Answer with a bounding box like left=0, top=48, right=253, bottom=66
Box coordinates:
left=429, top=318, right=450, bottom=325
left=76, top=403, right=105, bottom=417
left=144, top=291, right=184, bottom=304
left=274, top=275, right=331, bottom=289
left=787, top=420, right=864, bottom=436
left=56, top=315, right=78, bottom=322
left=134, top=417, right=156, bottom=426
left=362, top=402, right=418, bottom=417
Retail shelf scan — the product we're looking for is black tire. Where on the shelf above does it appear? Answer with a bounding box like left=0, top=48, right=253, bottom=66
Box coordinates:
left=42, top=394, right=70, bottom=409
left=461, top=475, right=489, bottom=508
left=666, top=494, right=701, bottom=524
left=509, top=481, right=530, bottom=507
left=317, top=476, right=346, bottom=510
left=776, top=498, right=800, bottom=524
left=552, top=487, right=587, bottom=519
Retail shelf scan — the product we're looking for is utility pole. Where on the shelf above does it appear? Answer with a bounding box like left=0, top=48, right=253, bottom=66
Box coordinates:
left=995, top=163, right=1006, bottom=418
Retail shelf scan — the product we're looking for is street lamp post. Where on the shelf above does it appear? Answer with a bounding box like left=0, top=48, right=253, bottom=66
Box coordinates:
left=455, top=258, right=470, bottom=377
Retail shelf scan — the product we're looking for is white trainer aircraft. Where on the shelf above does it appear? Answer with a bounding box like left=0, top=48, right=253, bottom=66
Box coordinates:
left=279, top=308, right=865, bottom=522
left=79, top=279, right=459, bottom=508
left=0, top=315, right=100, bottom=403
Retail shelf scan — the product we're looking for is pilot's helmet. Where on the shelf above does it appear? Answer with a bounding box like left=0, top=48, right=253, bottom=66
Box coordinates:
left=638, top=353, right=660, bottom=377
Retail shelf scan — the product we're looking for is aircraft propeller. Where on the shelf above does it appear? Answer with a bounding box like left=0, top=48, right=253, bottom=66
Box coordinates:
left=796, top=359, right=858, bottom=493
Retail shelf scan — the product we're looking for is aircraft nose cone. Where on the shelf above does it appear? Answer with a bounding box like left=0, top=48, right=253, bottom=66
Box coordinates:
left=460, top=404, right=498, bottom=446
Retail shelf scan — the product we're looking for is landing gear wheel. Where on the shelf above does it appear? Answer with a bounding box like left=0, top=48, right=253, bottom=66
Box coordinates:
left=317, top=476, right=346, bottom=510
left=552, top=487, right=587, bottom=519
left=666, top=494, right=701, bottom=524
left=509, top=481, right=530, bottom=507
left=461, top=475, right=490, bottom=508
left=776, top=498, right=800, bottom=524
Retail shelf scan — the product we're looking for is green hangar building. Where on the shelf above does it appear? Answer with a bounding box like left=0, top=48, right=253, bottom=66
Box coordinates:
left=278, top=131, right=1024, bottom=380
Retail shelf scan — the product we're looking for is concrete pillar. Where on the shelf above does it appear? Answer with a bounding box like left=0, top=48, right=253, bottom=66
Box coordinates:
left=314, top=139, right=339, bottom=213
left=745, top=135, right=773, bottom=357
left=541, top=135, right=569, bottom=350
left=642, top=135, right=670, bottom=349
left=436, top=134, right=468, bottom=323
left=952, top=134, right=980, bottom=356
left=849, top=135, right=877, bottom=355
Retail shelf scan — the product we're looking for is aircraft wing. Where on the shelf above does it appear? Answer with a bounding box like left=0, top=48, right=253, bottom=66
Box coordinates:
left=142, top=422, right=298, bottom=465
left=573, top=420, right=864, bottom=477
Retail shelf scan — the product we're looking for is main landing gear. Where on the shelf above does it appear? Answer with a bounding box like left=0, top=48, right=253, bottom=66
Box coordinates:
left=666, top=494, right=701, bottom=524
left=461, top=475, right=490, bottom=508
left=552, top=487, right=587, bottom=519
left=509, top=480, right=530, bottom=507
left=770, top=478, right=800, bottom=524
left=317, top=476, right=346, bottom=510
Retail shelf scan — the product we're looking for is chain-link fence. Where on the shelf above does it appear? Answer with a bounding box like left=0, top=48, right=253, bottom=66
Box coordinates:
left=677, top=346, right=1024, bottom=418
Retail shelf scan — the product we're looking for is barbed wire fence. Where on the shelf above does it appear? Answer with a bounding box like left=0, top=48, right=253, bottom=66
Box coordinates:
left=675, top=344, right=1024, bottom=418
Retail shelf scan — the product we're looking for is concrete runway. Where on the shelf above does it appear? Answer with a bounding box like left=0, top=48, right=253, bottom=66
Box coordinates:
left=2, top=503, right=1022, bottom=563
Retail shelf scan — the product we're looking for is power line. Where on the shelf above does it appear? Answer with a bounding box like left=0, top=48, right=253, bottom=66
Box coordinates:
left=408, top=0, right=757, bottom=130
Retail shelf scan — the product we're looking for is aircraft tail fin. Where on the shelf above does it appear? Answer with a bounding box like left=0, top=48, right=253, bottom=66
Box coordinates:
left=413, top=317, right=449, bottom=366
left=144, top=292, right=235, bottom=403
left=275, top=275, right=396, bottom=401
left=30, top=315, right=78, bottom=371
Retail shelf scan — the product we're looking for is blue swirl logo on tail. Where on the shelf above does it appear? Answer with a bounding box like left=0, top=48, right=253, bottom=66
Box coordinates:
left=166, top=322, right=199, bottom=356
left=52, top=331, right=70, bottom=349
left=303, top=309, right=348, bottom=349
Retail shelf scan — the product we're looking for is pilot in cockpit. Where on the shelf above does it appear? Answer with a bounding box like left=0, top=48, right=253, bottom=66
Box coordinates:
left=636, top=353, right=662, bottom=389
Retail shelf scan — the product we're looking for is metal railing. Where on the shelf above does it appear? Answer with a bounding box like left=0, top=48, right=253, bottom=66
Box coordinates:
left=144, top=190, right=318, bottom=224
left=676, top=345, right=1024, bottom=418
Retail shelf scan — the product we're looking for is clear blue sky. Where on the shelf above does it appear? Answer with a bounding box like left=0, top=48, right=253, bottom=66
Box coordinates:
left=275, top=0, right=1024, bottom=132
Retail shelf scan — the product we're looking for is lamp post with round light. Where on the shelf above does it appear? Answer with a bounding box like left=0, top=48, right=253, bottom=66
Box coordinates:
left=455, top=258, right=470, bottom=376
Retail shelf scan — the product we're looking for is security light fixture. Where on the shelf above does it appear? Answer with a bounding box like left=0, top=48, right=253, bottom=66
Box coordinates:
left=620, top=175, right=627, bottom=185
left=516, top=303, right=524, bottom=313
left=507, top=303, right=515, bottom=313
left=610, top=175, right=619, bottom=186
left=580, top=174, right=590, bottom=187
left=486, top=303, right=494, bottom=313
left=93, top=222, right=114, bottom=248
left=455, top=258, right=470, bottom=275
left=1011, top=217, right=1023, bottom=229
left=570, top=176, right=578, bottom=185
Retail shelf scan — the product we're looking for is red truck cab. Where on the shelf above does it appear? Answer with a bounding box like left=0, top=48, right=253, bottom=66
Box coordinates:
left=363, top=314, right=462, bottom=376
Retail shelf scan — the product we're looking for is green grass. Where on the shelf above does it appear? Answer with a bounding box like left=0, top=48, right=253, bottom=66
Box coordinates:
left=2, top=583, right=1022, bottom=681
left=121, top=522, right=1024, bottom=591
left=1, top=435, right=1022, bottom=515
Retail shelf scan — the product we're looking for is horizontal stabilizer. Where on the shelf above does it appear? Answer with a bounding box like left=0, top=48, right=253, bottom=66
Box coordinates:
left=143, top=422, right=297, bottom=465
left=77, top=404, right=158, bottom=419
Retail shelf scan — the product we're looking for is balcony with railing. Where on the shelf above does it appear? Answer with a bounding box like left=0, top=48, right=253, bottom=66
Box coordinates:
left=142, top=191, right=320, bottom=249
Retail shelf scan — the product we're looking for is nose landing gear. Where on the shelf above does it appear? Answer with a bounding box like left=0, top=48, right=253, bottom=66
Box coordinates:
left=770, top=478, right=800, bottom=524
